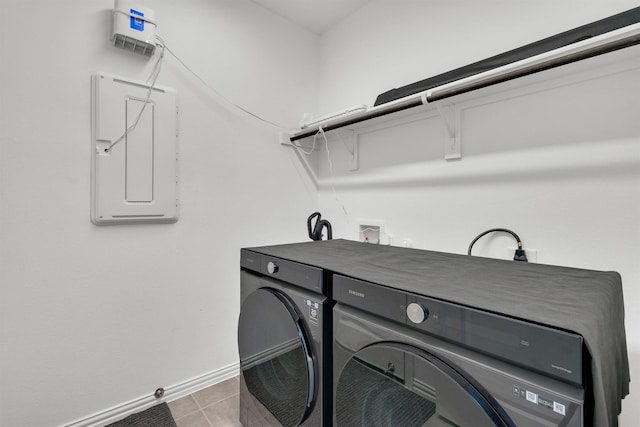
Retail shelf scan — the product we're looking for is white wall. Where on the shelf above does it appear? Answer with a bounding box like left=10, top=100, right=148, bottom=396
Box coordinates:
left=0, top=1, right=318, bottom=426
left=313, top=1, right=640, bottom=425
left=2, top=1, right=639, bottom=426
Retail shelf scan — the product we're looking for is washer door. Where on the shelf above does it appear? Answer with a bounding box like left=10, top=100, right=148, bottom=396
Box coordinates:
left=238, top=287, right=316, bottom=427
left=335, top=342, right=515, bottom=427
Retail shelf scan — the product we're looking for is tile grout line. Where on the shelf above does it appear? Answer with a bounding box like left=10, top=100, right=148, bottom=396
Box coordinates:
left=190, top=392, right=214, bottom=427
left=173, top=376, right=241, bottom=426
left=171, top=395, right=202, bottom=423
left=198, top=392, right=242, bottom=426
left=201, top=409, right=215, bottom=427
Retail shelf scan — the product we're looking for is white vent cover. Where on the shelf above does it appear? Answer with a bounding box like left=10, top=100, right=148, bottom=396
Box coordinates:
left=112, top=0, right=156, bottom=57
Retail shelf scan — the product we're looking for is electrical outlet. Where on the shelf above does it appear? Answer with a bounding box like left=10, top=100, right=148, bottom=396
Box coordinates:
left=508, top=247, right=537, bottom=263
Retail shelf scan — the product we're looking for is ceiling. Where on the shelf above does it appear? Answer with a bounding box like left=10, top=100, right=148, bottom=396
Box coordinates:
left=250, top=0, right=372, bottom=34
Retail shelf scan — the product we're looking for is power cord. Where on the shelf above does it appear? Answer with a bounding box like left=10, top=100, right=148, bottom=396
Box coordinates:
left=106, top=39, right=166, bottom=152
left=156, top=35, right=289, bottom=131
left=318, top=126, right=349, bottom=218
left=467, top=228, right=528, bottom=262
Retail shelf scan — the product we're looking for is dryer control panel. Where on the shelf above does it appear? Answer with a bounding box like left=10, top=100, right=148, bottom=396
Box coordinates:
left=241, top=249, right=324, bottom=294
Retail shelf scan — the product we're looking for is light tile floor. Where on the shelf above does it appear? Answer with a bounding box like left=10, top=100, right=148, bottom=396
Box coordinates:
left=168, top=376, right=242, bottom=427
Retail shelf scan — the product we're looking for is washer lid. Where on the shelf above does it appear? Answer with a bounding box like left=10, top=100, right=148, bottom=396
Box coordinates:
left=335, top=342, right=515, bottom=427
left=238, top=287, right=316, bottom=427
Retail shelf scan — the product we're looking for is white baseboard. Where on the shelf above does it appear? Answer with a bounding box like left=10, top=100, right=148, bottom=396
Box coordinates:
left=64, top=362, right=240, bottom=427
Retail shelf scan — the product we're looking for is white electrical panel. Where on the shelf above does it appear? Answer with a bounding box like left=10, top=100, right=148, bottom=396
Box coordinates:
left=91, top=73, right=179, bottom=225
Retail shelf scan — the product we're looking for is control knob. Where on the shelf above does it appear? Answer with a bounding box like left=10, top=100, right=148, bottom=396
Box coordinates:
left=267, top=261, right=279, bottom=274
left=407, top=302, right=428, bottom=324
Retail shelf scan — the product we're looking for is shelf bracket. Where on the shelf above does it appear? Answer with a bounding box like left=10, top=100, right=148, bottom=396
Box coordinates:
left=435, top=101, right=461, bottom=160
left=342, top=130, right=359, bottom=171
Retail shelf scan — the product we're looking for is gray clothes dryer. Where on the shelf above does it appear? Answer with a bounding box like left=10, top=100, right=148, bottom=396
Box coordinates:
left=238, top=249, right=331, bottom=427
left=333, top=275, right=586, bottom=426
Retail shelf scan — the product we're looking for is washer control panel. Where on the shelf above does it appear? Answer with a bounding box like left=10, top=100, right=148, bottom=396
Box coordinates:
left=267, top=261, right=279, bottom=274
left=406, top=302, right=429, bottom=324
left=333, top=273, right=583, bottom=386
left=406, top=293, right=583, bottom=386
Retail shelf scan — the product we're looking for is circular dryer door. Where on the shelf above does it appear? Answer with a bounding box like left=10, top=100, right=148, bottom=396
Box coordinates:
left=335, top=342, right=515, bottom=427
left=238, top=287, right=315, bottom=427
